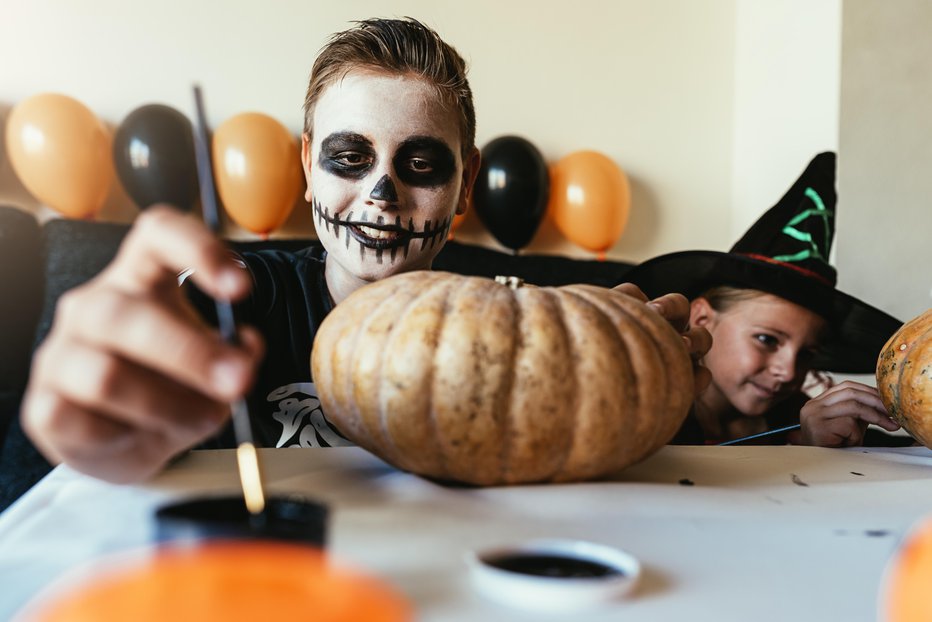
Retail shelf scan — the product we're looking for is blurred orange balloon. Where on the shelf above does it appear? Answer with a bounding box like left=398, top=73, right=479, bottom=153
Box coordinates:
left=549, top=150, right=630, bottom=257
left=883, top=516, right=932, bottom=622
left=26, top=542, right=412, bottom=622
left=448, top=210, right=467, bottom=240
left=212, top=112, right=303, bottom=237
left=5, top=93, right=114, bottom=219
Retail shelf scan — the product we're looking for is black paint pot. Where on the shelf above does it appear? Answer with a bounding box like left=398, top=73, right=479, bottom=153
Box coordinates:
left=155, top=495, right=329, bottom=547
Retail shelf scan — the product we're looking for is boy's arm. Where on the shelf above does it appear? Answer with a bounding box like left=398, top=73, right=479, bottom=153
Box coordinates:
left=20, top=207, right=264, bottom=483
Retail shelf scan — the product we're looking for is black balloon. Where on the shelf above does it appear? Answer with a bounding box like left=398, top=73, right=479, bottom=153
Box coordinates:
left=113, top=104, right=198, bottom=211
left=473, top=135, right=549, bottom=251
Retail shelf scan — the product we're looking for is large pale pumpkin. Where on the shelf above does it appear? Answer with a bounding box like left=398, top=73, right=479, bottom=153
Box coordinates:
left=877, top=308, right=932, bottom=447
left=311, top=271, right=694, bottom=486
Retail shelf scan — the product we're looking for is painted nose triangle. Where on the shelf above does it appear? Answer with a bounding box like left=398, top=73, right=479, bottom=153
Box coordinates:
left=369, top=174, right=398, bottom=202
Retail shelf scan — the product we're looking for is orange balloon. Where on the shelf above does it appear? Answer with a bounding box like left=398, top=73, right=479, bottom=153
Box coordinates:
left=549, top=150, right=630, bottom=255
left=448, top=211, right=467, bottom=240
left=212, top=112, right=303, bottom=236
left=27, top=542, right=412, bottom=622
left=5, top=93, right=113, bottom=219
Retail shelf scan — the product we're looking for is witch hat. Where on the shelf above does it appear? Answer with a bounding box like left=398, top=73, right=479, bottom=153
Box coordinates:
left=624, top=152, right=901, bottom=373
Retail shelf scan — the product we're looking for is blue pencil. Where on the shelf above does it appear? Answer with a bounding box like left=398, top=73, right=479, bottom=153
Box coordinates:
left=718, top=423, right=802, bottom=446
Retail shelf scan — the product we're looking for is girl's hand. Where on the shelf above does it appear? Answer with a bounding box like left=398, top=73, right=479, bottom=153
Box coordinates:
left=613, top=283, right=713, bottom=397
left=799, top=380, right=900, bottom=447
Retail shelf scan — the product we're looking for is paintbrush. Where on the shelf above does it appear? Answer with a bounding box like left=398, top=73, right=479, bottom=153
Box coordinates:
left=718, top=423, right=802, bottom=446
left=192, top=84, right=267, bottom=518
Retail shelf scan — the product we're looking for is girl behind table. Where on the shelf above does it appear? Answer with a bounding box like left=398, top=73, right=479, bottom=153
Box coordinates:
left=625, top=152, right=905, bottom=446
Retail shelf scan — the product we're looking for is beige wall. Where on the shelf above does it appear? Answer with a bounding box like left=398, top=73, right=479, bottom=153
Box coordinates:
left=2, top=0, right=840, bottom=265
left=838, top=0, right=932, bottom=325
left=732, top=0, right=841, bottom=239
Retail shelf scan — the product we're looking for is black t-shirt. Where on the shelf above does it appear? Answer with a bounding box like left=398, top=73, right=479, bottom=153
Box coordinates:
left=190, top=248, right=352, bottom=449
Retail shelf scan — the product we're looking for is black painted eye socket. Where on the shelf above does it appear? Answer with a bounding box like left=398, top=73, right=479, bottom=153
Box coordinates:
left=407, top=159, right=434, bottom=173
left=333, top=152, right=371, bottom=167
left=319, top=133, right=377, bottom=180
left=393, top=138, right=455, bottom=188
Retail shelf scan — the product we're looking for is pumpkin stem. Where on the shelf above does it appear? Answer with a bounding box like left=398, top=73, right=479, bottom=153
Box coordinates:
left=494, top=275, right=524, bottom=290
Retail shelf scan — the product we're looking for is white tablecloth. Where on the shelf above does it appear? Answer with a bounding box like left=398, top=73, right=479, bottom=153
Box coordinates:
left=1, top=445, right=931, bottom=621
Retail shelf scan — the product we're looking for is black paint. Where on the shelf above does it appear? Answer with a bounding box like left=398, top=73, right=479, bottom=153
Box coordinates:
left=313, top=200, right=450, bottom=254
left=319, top=132, right=374, bottom=180
left=319, top=132, right=456, bottom=190
left=369, top=174, right=399, bottom=202
left=393, top=136, right=456, bottom=188
left=155, top=495, right=328, bottom=546
left=483, top=553, right=624, bottom=579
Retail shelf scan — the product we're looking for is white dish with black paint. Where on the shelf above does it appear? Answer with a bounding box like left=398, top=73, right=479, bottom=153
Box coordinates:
left=465, top=538, right=641, bottom=613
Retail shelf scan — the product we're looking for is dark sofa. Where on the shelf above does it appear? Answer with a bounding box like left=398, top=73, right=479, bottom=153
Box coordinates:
left=0, top=205, right=634, bottom=511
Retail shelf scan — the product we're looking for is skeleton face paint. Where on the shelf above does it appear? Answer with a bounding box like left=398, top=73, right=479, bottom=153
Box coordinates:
left=313, top=200, right=450, bottom=265
left=304, top=70, right=469, bottom=294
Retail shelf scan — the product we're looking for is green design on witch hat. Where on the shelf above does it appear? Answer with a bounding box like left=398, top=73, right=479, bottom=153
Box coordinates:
left=729, top=152, right=837, bottom=286
left=771, top=187, right=833, bottom=265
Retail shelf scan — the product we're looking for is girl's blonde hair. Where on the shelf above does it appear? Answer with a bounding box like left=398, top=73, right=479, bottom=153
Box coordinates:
left=697, top=285, right=771, bottom=313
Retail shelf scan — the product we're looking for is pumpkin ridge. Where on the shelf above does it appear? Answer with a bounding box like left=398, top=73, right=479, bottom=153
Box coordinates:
left=431, top=277, right=515, bottom=484
left=607, top=295, right=673, bottom=456
left=557, top=288, right=639, bottom=479
left=377, top=272, right=452, bottom=471
left=604, top=289, right=693, bottom=452
left=500, top=284, right=523, bottom=483
left=423, top=275, right=476, bottom=480
left=564, top=286, right=667, bottom=464
left=325, top=308, right=360, bottom=442
left=504, top=287, right=577, bottom=482
left=345, top=276, right=421, bottom=457
left=533, top=288, right=580, bottom=482
left=560, top=285, right=679, bottom=463
left=489, top=283, right=520, bottom=482
left=319, top=277, right=398, bottom=450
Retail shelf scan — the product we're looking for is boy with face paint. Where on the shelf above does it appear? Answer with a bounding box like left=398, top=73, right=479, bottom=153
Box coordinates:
left=303, top=64, right=475, bottom=301
left=20, top=18, right=711, bottom=484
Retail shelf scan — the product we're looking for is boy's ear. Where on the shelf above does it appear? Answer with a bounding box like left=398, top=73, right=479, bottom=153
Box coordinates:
left=301, top=133, right=313, bottom=202
left=690, top=297, right=717, bottom=328
left=457, top=147, right=481, bottom=215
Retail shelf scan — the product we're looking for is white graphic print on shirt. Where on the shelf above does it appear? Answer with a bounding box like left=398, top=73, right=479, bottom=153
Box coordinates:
left=266, top=382, right=353, bottom=448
